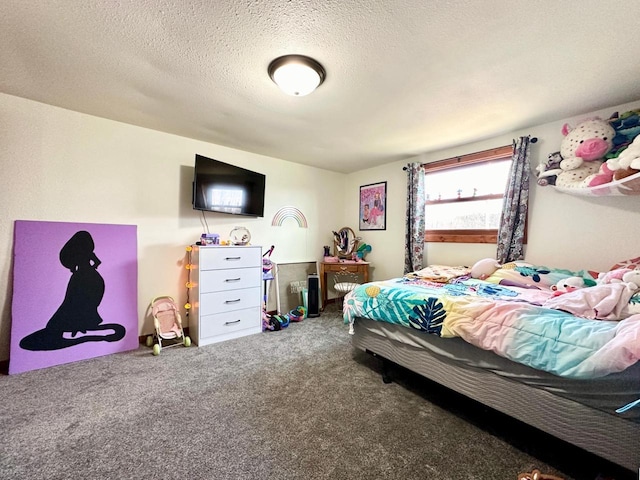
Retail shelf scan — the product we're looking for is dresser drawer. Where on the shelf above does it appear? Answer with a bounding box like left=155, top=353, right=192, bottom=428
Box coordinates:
left=199, top=307, right=261, bottom=338
left=199, top=286, right=261, bottom=316
left=198, top=246, right=261, bottom=271
left=323, top=263, right=361, bottom=273
left=199, top=267, right=261, bottom=293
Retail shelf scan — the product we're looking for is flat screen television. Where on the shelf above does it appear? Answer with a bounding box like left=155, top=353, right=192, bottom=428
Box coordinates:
left=192, top=154, right=266, bottom=217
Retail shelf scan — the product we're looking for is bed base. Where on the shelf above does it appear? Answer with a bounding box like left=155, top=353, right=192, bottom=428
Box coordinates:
left=352, top=318, right=640, bottom=472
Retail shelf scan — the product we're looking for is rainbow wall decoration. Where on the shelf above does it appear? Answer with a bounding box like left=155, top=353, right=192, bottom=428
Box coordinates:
left=271, top=206, right=308, bottom=228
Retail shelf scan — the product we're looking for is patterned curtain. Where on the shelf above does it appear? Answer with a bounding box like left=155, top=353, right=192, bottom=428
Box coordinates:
left=404, top=163, right=426, bottom=274
left=496, top=136, right=531, bottom=264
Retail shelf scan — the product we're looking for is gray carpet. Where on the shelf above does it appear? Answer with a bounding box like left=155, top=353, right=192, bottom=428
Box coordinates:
left=0, top=305, right=634, bottom=480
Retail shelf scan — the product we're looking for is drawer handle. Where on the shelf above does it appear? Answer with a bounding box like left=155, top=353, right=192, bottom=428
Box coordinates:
left=225, top=319, right=241, bottom=325
left=225, top=277, right=241, bottom=282
left=224, top=298, right=241, bottom=304
left=225, top=256, right=242, bottom=261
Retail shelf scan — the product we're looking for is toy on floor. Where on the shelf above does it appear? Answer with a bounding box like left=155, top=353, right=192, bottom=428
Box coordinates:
left=261, top=245, right=277, bottom=331
left=146, top=296, right=191, bottom=355
left=262, top=305, right=275, bottom=331
left=263, top=306, right=307, bottom=332
left=263, top=303, right=289, bottom=331
left=288, top=306, right=306, bottom=322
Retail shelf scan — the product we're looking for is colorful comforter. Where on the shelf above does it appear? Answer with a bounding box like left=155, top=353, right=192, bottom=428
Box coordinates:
left=344, top=276, right=640, bottom=379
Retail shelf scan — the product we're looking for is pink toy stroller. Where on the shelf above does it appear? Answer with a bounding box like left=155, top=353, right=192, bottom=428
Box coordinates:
left=146, top=296, right=191, bottom=355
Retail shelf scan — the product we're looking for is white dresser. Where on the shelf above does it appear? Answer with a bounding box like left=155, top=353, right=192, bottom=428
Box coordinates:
left=190, top=245, right=262, bottom=346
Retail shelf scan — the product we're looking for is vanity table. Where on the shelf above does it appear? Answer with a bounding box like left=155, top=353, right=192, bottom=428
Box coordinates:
left=320, top=259, right=369, bottom=310
left=322, top=226, right=370, bottom=310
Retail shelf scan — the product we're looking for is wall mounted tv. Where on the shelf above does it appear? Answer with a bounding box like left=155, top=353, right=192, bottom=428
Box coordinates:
left=192, top=154, right=266, bottom=217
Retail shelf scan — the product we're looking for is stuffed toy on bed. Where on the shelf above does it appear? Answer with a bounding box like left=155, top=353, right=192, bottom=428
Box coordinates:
left=470, top=258, right=501, bottom=280
left=622, top=269, right=640, bottom=291
left=597, top=267, right=632, bottom=284
left=551, top=276, right=586, bottom=296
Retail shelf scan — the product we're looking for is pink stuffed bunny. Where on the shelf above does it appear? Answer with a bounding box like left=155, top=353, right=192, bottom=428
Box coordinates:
left=597, top=267, right=632, bottom=284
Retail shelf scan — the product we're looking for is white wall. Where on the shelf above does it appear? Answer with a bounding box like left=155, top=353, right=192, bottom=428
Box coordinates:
left=346, top=99, right=640, bottom=282
left=0, top=93, right=345, bottom=361
left=342, top=167, right=407, bottom=282
left=4, top=93, right=639, bottom=363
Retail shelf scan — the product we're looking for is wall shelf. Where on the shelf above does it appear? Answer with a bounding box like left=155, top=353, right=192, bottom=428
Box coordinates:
left=550, top=171, right=640, bottom=196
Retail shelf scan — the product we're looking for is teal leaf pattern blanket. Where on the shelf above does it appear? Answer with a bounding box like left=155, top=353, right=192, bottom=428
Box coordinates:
left=344, top=277, right=640, bottom=379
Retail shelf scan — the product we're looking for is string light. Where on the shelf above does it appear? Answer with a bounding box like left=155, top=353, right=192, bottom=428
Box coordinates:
left=185, top=244, right=194, bottom=316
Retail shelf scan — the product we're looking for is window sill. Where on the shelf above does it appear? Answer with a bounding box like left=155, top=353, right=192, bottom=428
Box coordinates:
left=425, top=230, right=498, bottom=244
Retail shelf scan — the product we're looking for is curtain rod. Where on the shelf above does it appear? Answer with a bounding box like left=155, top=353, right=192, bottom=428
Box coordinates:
left=403, top=136, right=538, bottom=170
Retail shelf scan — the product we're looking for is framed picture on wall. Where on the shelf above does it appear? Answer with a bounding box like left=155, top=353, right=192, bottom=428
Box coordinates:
left=359, top=181, right=386, bottom=231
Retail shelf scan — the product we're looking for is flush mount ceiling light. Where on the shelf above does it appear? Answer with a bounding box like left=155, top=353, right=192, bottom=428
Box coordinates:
left=268, top=55, right=326, bottom=96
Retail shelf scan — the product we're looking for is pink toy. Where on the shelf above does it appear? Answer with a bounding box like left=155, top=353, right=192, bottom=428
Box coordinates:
left=598, top=267, right=632, bottom=284
left=587, top=162, right=615, bottom=187
left=147, top=295, right=191, bottom=355
left=561, top=120, right=612, bottom=161
left=555, top=118, right=615, bottom=189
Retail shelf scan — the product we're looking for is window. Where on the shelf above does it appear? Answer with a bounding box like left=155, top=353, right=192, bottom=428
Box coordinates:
left=424, top=145, right=513, bottom=243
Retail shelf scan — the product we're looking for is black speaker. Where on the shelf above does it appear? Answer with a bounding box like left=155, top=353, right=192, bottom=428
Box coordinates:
left=307, top=273, right=320, bottom=317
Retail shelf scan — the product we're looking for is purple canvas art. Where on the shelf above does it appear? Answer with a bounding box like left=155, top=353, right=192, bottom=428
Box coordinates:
left=9, top=220, right=138, bottom=374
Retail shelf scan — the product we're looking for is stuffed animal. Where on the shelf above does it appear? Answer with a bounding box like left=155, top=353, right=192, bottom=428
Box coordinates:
left=471, top=258, right=501, bottom=280
left=622, top=270, right=640, bottom=291
left=536, top=151, right=563, bottom=186
left=597, top=267, right=632, bottom=284
left=555, top=118, right=615, bottom=189
left=586, top=162, right=616, bottom=187
left=606, top=109, right=640, bottom=161
left=551, top=276, right=586, bottom=296
left=608, top=134, right=640, bottom=181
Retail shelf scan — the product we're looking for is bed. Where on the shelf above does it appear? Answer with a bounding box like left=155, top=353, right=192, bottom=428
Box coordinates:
left=343, top=261, right=640, bottom=472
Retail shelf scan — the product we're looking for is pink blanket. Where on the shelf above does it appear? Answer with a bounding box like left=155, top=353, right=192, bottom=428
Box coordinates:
left=543, top=283, right=636, bottom=320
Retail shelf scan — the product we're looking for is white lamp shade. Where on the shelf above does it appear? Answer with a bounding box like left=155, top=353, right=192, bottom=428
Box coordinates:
left=268, top=55, right=326, bottom=96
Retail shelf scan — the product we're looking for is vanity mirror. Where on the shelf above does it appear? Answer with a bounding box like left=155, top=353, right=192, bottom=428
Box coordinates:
left=333, top=227, right=360, bottom=258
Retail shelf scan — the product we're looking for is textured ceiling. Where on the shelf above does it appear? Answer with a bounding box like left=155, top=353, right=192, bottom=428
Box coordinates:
left=2, top=1, right=640, bottom=173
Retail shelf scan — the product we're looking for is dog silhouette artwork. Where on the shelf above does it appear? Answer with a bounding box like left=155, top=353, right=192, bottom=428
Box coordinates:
left=19, top=230, right=126, bottom=351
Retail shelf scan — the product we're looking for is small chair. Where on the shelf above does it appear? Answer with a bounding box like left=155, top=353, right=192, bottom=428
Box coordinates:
left=333, top=270, right=361, bottom=307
